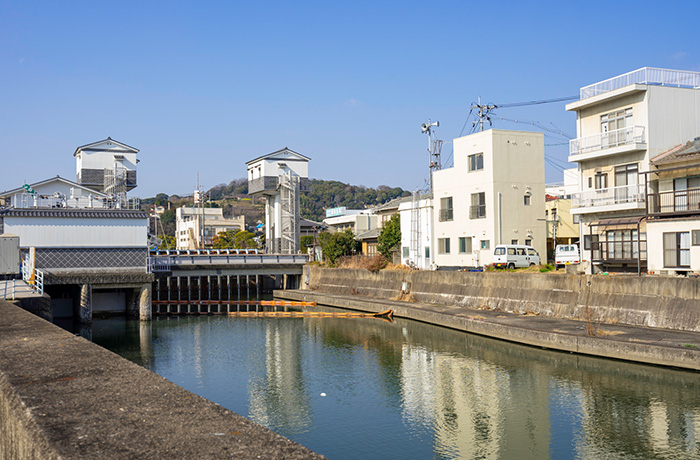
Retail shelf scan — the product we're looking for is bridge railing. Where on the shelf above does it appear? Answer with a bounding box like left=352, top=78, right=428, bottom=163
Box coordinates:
left=147, top=251, right=308, bottom=272
left=21, top=255, right=44, bottom=296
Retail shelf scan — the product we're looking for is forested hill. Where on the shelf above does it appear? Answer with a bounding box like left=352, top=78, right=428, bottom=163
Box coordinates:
left=206, top=178, right=410, bottom=222
left=300, top=180, right=409, bottom=222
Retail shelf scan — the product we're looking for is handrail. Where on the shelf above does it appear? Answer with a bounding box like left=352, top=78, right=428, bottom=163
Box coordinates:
left=569, top=126, right=645, bottom=156
left=580, top=67, right=700, bottom=99
left=21, top=254, right=44, bottom=296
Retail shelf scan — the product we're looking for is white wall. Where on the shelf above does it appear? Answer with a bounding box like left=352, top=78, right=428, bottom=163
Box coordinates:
left=432, top=129, right=545, bottom=268
left=3, top=216, right=148, bottom=247
left=399, top=198, right=433, bottom=269
left=647, top=220, right=700, bottom=273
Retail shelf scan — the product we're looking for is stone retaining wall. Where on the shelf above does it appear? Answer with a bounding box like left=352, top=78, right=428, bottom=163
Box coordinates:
left=0, top=300, right=323, bottom=459
left=303, top=267, right=700, bottom=332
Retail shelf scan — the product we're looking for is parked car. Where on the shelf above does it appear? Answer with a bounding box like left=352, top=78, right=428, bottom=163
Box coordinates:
left=555, top=244, right=580, bottom=267
left=493, top=245, right=540, bottom=269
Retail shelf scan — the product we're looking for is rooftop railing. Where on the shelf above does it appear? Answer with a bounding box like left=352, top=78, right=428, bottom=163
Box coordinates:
left=10, top=193, right=140, bottom=210
left=580, top=67, right=700, bottom=99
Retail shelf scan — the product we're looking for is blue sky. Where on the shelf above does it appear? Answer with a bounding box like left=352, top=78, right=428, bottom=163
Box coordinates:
left=2, top=1, right=699, bottom=198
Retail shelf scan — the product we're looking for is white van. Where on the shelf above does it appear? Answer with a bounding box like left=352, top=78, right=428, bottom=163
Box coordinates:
left=555, top=244, right=580, bottom=267
left=493, top=245, right=540, bottom=269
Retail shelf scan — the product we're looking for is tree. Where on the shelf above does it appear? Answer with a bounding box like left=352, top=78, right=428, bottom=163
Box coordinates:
left=213, top=230, right=259, bottom=249
left=377, top=214, right=401, bottom=258
left=158, top=235, right=176, bottom=250
left=318, top=230, right=361, bottom=265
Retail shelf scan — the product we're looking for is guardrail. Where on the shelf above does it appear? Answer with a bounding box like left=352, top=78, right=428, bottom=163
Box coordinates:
left=580, top=67, right=700, bottom=99
left=569, top=126, right=645, bottom=156
left=572, top=184, right=645, bottom=209
left=147, top=252, right=308, bottom=272
left=11, top=193, right=140, bottom=210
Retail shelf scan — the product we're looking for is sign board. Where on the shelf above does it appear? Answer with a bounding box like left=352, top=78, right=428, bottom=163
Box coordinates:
left=325, top=207, right=347, bottom=218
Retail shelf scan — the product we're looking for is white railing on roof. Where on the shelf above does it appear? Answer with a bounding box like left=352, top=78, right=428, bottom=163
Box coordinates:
left=571, top=184, right=645, bottom=209
left=569, top=126, right=645, bottom=156
left=580, top=67, right=700, bottom=99
left=11, top=193, right=140, bottom=210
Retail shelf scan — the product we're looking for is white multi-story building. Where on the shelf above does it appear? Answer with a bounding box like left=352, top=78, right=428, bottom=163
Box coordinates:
left=175, top=206, right=245, bottom=250
left=566, top=67, right=700, bottom=273
left=431, top=129, right=546, bottom=268
left=645, top=138, right=700, bottom=274
left=247, top=148, right=310, bottom=254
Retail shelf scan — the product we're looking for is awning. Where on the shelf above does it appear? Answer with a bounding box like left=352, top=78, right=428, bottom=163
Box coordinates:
left=589, top=216, right=645, bottom=228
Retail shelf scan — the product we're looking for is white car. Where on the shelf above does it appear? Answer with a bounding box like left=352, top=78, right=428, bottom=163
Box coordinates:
left=555, top=244, right=580, bottom=267
left=493, top=245, right=540, bottom=269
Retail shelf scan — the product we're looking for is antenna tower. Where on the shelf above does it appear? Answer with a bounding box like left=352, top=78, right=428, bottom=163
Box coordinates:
left=420, top=119, right=443, bottom=196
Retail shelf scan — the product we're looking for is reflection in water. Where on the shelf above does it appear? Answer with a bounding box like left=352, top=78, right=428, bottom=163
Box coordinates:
left=90, top=309, right=700, bottom=460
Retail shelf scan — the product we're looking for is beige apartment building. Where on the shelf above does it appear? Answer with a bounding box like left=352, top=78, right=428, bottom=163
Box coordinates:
left=432, top=129, right=546, bottom=268
left=566, top=67, right=700, bottom=273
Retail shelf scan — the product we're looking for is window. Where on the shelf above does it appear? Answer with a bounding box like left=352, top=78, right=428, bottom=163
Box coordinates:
left=470, top=192, right=486, bottom=219
left=459, top=237, right=472, bottom=253
left=507, top=248, right=516, bottom=255
left=468, top=153, right=484, bottom=172
left=583, top=235, right=592, bottom=250
left=438, top=238, right=450, bottom=254
left=527, top=248, right=537, bottom=256
left=480, top=240, right=490, bottom=250
left=615, top=163, right=638, bottom=187
left=551, top=209, right=557, bottom=221
left=595, top=172, right=608, bottom=190
left=673, top=177, right=700, bottom=212
left=693, top=230, right=700, bottom=246
left=402, top=247, right=409, bottom=258
left=601, top=108, right=633, bottom=147
left=525, top=239, right=532, bottom=246
left=664, top=232, right=690, bottom=268
left=439, top=197, right=453, bottom=221
left=425, top=247, right=430, bottom=259
left=524, top=194, right=531, bottom=206
left=588, top=177, right=593, bottom=188
left=494, top=247, right=505, bottom=255
left=511, top=239, right=518, bottom=245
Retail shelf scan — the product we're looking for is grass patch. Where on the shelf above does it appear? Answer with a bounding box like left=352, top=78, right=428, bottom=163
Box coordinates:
left=684, top=343, right=698, bottom=349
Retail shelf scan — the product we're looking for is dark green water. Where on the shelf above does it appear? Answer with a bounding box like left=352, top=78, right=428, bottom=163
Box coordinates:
left=90, top=309, right=700, bottom=459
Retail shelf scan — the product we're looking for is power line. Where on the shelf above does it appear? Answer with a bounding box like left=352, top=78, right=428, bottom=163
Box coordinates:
left=494, top=95, right=579, bottom=108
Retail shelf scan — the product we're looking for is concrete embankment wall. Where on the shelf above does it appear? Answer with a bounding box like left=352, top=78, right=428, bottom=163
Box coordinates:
left=303, top=267, right=700, bottom=332
left=0, top=300, right=323, bottom=459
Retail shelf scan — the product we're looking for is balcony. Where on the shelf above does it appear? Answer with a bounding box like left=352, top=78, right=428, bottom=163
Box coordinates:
left=647, top=188, right=700, bottom=217
left=569, top=126, right=646, bottom=162
left=571, top=184, right=645, bottom=214
left=9, top=192, right=140, bottom=210
left=580, top=67, right=700, bottom=99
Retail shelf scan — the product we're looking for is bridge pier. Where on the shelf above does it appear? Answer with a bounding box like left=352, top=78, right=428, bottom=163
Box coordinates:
left=77, top=284, right=92, bottom=324
left=139, top=283, right=152, bottom=321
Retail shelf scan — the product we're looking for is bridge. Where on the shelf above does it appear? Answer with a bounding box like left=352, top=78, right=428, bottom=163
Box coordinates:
left=147, top=249, right=309, bottom=315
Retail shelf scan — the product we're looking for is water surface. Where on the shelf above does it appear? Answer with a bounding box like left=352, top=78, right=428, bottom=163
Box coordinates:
left=91, top=310, right=700, bottom=459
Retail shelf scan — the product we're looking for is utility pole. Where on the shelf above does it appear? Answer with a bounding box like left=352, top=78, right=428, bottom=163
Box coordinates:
left=420, top=119, right=442, bottom=197
left=471, top=96, right=496, bottom=132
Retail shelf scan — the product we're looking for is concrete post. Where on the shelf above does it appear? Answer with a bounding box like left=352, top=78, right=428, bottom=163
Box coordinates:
left=78, top=284, right=92, bottom=324
left=126, top=287, right=139, bottom=318
left=139, top=283, right=152, bottom=321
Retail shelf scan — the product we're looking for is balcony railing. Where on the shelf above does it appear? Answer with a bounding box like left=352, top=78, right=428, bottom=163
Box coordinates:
left=580, top=67, right=700, bottom=99
left=469, top=205, right=486, bottom=219
left=569, top=126, right=645, bottom=157
left=10, top=193, right=140, bottom=210
left=438, top=208, right=453, bottom=222
left=647, top=187, right=700, bottom=216
left=572, top=184, right=644, bottom=209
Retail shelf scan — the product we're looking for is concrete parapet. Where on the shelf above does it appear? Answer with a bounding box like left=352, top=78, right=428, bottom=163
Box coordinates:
left=301, top=267, right=700, bottom=332
left=0, top=300, right=324, bottom=459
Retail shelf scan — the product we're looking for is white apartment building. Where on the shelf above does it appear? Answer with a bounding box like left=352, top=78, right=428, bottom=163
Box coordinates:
left=175, top=206, right=245, bottom=250
left=566, top=67, right=700, bottom=274
left=399, top=194, right=433, bottom=269
left=322, top=207, right=377, bottom=234
left=431, top=129, right=546, bottom=268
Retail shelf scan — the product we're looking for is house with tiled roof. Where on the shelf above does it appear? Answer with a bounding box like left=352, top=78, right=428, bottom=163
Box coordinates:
left=644, top=138, right=700, bottom=274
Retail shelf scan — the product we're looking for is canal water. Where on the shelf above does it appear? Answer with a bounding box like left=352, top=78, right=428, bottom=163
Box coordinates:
left=89, top=308, right=700, bottom=460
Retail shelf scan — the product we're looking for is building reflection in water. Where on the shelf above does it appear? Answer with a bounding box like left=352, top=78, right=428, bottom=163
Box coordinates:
left=91, top=310, right=700, bottom=459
